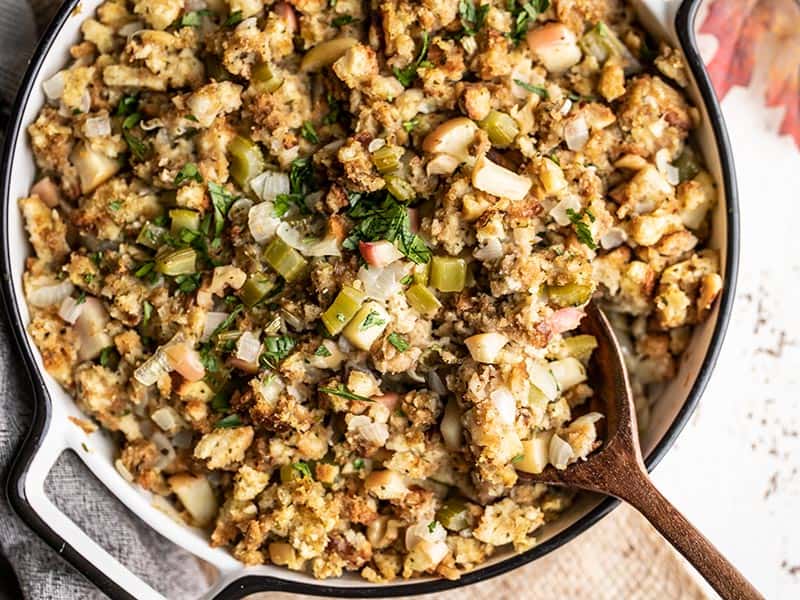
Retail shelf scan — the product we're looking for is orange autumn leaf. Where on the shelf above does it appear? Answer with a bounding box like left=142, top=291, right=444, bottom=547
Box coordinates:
left=699, top=0, right=800, bottom=148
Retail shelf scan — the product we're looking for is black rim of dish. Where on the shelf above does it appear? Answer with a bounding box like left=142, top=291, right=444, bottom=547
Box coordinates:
left=0, top=0, right=739, bottom=597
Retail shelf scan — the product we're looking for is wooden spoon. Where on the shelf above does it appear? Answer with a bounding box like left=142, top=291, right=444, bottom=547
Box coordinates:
left=519, top=303, right=763, bottom=600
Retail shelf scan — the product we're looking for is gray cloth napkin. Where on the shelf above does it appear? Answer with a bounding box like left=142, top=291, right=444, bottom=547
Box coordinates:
left=0, top=2, right=209, bottom=598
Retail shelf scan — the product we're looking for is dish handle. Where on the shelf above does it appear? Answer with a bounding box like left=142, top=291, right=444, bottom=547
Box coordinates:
left=6, top=399, right=165, bottom=600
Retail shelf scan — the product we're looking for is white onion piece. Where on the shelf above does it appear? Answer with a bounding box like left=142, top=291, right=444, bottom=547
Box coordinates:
left=118, top=21, right=144, bottom=36
left=134, top=350, right=172, bottom=386
left=473, top=237, right=503, bottom=261
left=139, top=118, right=164, bottom=131
left=549, top=433, right=574, bottom=469
left=201, top=312, right=228, bottom=341
left=235, top=331, right=262, bottom=363
left=357, top=261, right=410, bottom=301
left=349, top=415, right=389, bottom=446
left=527, top=359, right=559, bottom=400
left=115, top=458, right=135, bottom=482
left=427, top=370, right=446, bottom=395
left=152, top=431, right=176, bottom=471
left=236, top=16, right=258, bottom=30
left=250, top=170, right=290, bottom=202
left=571, top=411, right=604, bottom=428
left=549, top=357, right=587, bottom=391
left=441, top=399, right=462, bottom=450
left=489, top=387, right=517, bottom=426
left=655, top=149, right=681, bottom=185
left=564, top=115, right=589, bottom=151
left=58, top=296, right=84, bottom=324
left=549, top=195, right=582, bottom=227
left=42, top=71, right=65, bottom=100
left=248, top=201, right=281, bottom=243
left=405, top=520, right=447, bottom=550
left=28, top=279, right=74, bottom=308
left=78, top=90, right=91, bottom=114
left=464, top=332, right=508, bottom=364
left=560, top=98, right=573, bottom=115
left=84, top=115, right=111, bottom=138
left=74, top=297, right=112, bottom=361
left=600, top=227, right=627, bottom=249
left=259, top=375, right=284, bottom=405
left=368, top=138, right=386, bottom=152
left=228, top=198, right=253, bottom=222
left=277, top=222, right=341, bottom=257
left=151, top=406, right=183, bottom=432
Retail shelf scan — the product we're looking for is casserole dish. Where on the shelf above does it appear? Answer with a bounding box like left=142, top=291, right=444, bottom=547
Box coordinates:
left=1, top=0, right=738, bottom=598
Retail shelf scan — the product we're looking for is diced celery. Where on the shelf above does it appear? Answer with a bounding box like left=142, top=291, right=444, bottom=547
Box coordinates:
left=321, top=285, right=365, bottom=335
left=480, top=110, right=519, bottom=148
left=169, top=208, right=200, bottom=235
left=251, top=62, right=284, bottom=93
left=228, top=136, right=265, bottom=188
left=371, top=145, right=404, bottom=173
left=673, top=146, right=701, bottom=182
left=155, top=248, right=197, bottom=276
left=429, top=256, right=467, bottom=292
left=405, top=283, right=441, bottom=317
left=579, top=22, right=641, bottom=74
left=412, top=262, right=430, bottom=286
left=564, top=334, right=598, bottom=360
left=263, top=238, right=307, bottom=282
left=546, top=282, right=593, bottom=307
left=342, top=301, right=390, bottom=351
left=137, top=222, right=167, bottom=249
left=384, top=175, right=415, bottom=202
left=436, top=498, right=472, bottom=531
left=240, top=273, right=276, bottom=307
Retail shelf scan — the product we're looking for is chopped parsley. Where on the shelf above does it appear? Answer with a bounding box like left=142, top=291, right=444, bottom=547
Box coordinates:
left=288, top=156, right=315, bottom=197
left=565, top=208, right=597, bottom=250
left=215, top=414, right=242, bottom=428
left=387, top=332, right=409, bottom=352
left=459, top=0, right=490, bottom=36
left=427, top=521, right=438, bottom=533
left=259, top=335, right=295, bottom=368
left=142, top=300, right=152, bottom=326
left=121, top=111, right=149, bottom=161
left=76, top=291, right=86, bottom=305
left=360, top=310, right=386, bottom=331
left=207, top=182, right=236, bottom=237
left=224, top=10, right=243, bottom=26
left=174, top=162, right=202, bottom=186
left=547, top=153, right=561, bottom=166
left=83, top=273, right=94, bottom=284
left=273, top=193, right=307, bottom=217
left=314, top=344, right=332, bottom=357
left=134, top=262, right=155, bottom=278
left=353, top=458, right=365, bottom=469
left=393, top=32, right=430, bottom=88
left=175, top=273, right=202, bottom=293
left=318, top=385, right=371, bottom=402
left=179, top=9, right=212, bottom=27
left=512, top=453, right=524, bottom=463
left=343, top=192, right=431, bottom=264
left=210, top=393, right=230, bottom=412
left=300, top=120, right=319, bottom=143
left=514, top=79, right=548, bottom=98
left=109, top=200, right=121, bottom=211
left=507, top=0, right=550, bottom=44
left=323, top=93, right=343, bottom=125
left=98, top=346, right=119, bottom=369
left=567, top=91, right=597, bottom=103
left=332, top=14, right=357, bottom=27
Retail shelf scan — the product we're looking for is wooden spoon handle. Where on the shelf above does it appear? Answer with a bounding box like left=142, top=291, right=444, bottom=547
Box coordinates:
left=615, top=468, right=763, bottom=600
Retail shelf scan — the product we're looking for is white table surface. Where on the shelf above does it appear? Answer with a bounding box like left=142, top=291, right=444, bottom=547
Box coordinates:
left=651, top=76, right=800, bottom=598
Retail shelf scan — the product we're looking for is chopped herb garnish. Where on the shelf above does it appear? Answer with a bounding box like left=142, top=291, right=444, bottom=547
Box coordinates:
left=393, top=32, right=430, bottom=88
left=175, top=162, right=202, bottom=186
left=318, top=384, right=371, bottom=402
left=353, top=458, right=365, bottom=469
left=567, top=92, right=597, bottom=103
left=514, top=79, right=548, bottom=98
left=400, top=274, right=413, bottom=285
left=109, top=200, right=121, bottom=211
left=215, top=414, right=242, bottom=428
left=273, top=193, right=307, bottom=217
left=323, top=93, right=343, bottom=125
left=402, top=118, right=419, bottom=133
left=507, top=0, right=550, bottom=43
left=76, top=291, right=86, bottom=305
left=180, top=9, right=212, bottom=27
left=427, top=521, right=438, bottom=533
left=142, top=300, right=152, bottom=326
left=301, top=120, right=319, bottom=143
left=98, top=346, right=119, bottom=369
left=512, top=453, right=524, bottom=463
left=175, top=273, right=202, bottom=293
left=332, top=14, right=357, bottom=27
left=343, top=192, right=431, bottom=264
left=210, top=393, right=230, bottom=412
left=83, top=273, right=94, bottom=284
left=90, top=252, right=103, bottom=266
left=121, top=110, right=149, bottom=161
left=387, top=332, right=409, bottom=351
left=259, top=335, right=295, bottom=368
left=459, top=0, right=490, bottom=36
left=208, top=182, right=236, bottom=237
left=135, top=262, right=155, bottom=278
left=547, top=154, right=561, bottom=166
left=565, top=208, right=597, bottom=250
left=314, top=344, right=332, bottom=357
left=224, top=10, right=243, bottom=26
left=360, top=310, right=386, bottom=331
left=288, top=157, right=315, bottom=197
left=292, top=462, right=312, bottom=478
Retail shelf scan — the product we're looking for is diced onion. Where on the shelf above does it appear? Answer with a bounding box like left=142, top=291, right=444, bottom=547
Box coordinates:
left=79, top=90, right=91, bottom=114
left=259, top=375, right=284, bottom=405
left=489, top=387, right=516, bottom=426
left=235, top=331, right=262, bottom=363
left=118, top=21, right=144, bottom=36
left=84, top=115, right=111, bottom=138
left=464, top=332, right=508, bottom=364
left=349, top=415, right=389, bottom=446
left=357, top=261, right=410, bottom=300
left=28, top=279, right=74, bottom=307
left=549, top=195, right=582, bottom=226
left=228, top=198, right=253, bottom=223
left=276, top=222, right=341, bottom=257
left=250, top=170, right=290, bottom=202
left=527, top=359, right=559, bottom=400
left=134, top=350, right=172, bottom=386
left=549, top=433, right=574, bottom=469
left=152, top=431, right=176, bottom=471
left=368, top=138, right=386, bottom=152
left=58, top=296, right=84, bottom=324
left=42, top=71, right=65, bottom=100
left=572, top=411, right=604, bottom=428
left=441, top=399, right=462, bottom=450
left=473, top=237, right=503, bottom=261
left=115, top=458, right=134, bottom=482
left=405, top=521, right=447, bottom=550
left=427, top=370, right=446, bottom=395
left=248, top=201, right=281, bottom=243
left=151, top=406, right=184, bottom=432
left=656, top=149, right=681, bottom=186
left=600, top=227, right=627, bottom=249
left=549, top=357, right=587, bottom=391
left=564, top=115, right=589, bottom=151
left=202, top=312, right=228, bottom=341
left=560, top=98, right=573, bottom=115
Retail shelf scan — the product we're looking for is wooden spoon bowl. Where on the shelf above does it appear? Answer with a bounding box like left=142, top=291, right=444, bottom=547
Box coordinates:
left=518, top=303, right=763, bottom=600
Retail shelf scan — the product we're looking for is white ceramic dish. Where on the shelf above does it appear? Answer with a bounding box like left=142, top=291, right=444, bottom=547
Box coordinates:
left=0, top=1, right=738, bottom=598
